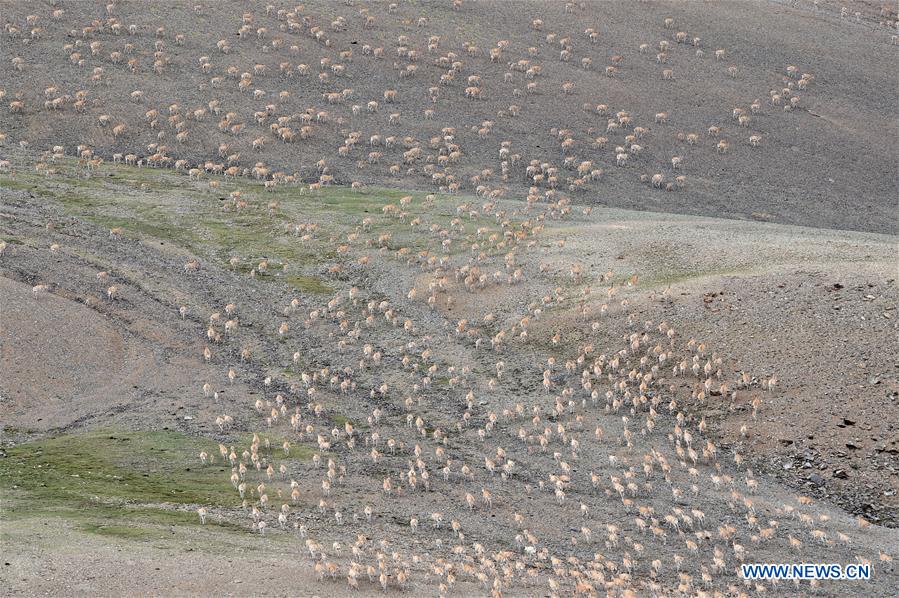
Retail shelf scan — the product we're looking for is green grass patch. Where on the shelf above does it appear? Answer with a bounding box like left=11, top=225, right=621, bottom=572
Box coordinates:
left=0, top=430, right=244, bottom=542
left=5, top=496, right=255, bottom=543
left=283, top=274, right=331, bottom=294
left=0, top=430, right=236, bottom=509
left=0, top=429, right=314, bottom=543
left=0, top=175, right=39, bottom=192
left=7, top=163, right=474, bottom=291
left=229, top=432, right=316, bottom=459
left=331, top=414, right=353, bottom=428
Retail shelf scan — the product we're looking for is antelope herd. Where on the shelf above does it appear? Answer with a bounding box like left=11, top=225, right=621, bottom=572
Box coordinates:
left=2, top=1, right=897, bottom=596
left=4, top=0, right=877, bottom=202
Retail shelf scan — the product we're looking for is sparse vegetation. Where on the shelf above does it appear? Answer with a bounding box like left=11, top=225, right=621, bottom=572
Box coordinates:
left=0, top=1, right=896, bottom=595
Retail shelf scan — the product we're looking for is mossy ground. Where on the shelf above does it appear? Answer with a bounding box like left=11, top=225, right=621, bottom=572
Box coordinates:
left=2, top=162, right=472, bottom=293
left=0, top=429, right=308, bottom=542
